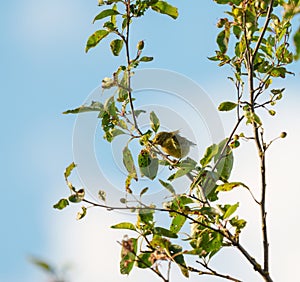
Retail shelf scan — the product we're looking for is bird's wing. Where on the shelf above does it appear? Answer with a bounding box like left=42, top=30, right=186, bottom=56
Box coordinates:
left=175, top=134, right=196, bottom=146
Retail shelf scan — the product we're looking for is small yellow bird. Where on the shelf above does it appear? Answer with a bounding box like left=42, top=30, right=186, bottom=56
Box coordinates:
left=152, top=130, right=196, bottom=159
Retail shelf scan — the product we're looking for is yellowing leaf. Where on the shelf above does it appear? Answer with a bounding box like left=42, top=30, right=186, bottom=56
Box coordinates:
left=85, top=30, right=109, bottom=53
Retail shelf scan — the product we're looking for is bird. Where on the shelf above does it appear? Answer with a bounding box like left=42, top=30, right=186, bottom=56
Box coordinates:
left=152, top=130, right=196, bottom=159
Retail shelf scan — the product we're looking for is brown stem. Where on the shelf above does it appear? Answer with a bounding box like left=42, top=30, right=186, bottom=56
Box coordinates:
left=183, top=264, right=240, bottom=281
left=194, top=261, right=242, bottom=282
left=244, top=0, right=275, bottom=279
left=82, top=198, right=267, bottom=280
left=125, top=0, right=142, bottom=136
left=252, top=0, right=275, bottom=60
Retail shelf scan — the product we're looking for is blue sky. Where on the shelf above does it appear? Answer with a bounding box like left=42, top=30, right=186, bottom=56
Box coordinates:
left=1, top=1, right=300, bottom=282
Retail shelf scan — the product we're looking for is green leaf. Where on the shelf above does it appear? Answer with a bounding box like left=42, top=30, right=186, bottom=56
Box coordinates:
left=29, top=257, right=54, bottom=274
left=216, top=182, right=244, bottom=192
left=218, top=101, right=238, bottom=112
left=159, top=179, right=176, bottom=195
left=154, top=227, right=178, bottom=238
left=69, top=194, right=82, bottom=203
left=268, top=110, right=276, bottom=116
left=233, top=25, right=242, bottom=39
left=93, top=9, right=120, bottom=23
left=253, top=113, right=262, bottom=126
left=170, top=214, right=186, bottom=233
left=168, top=158, right=197, bottom=181
left=64, top=162, right=76, bottom=179
left=200, top=144, right=219, bottom=167
left=169, top=244, right=189, bottom=277
left=270, top=67, right=287, bottom=78
left=111, top=4, right=118, bottom=26
left=133, top=109, right=146, bottom=117
left=85, top=30, right=109, bottom=53
left=138, top=150, right=159, bottom=180
left=214, top=0, right=232, bottom=3
left=136, top=253, right=152, bottom=268
left=111, top=222, right=137, bottom=231
left=138, top=209, right=154, bottom=226
left=150, top=111, right=160, bottom=132
left=140, top=187, right=149, bottom=197
left=110, top=39, right=124, bottom=56
left=223, top=203, right=239, bottom=219
left=208, top=232, right=223, bottom=258
left=76, top=206, right=87, bottom=220
left=140, top=56, right=154, bottom=62
left=53, top=198, right=69, bottom=210
left=230, top=216, right=247, bottom=230
left=151, top=1, right=178, bottom=19
left=110, top=128, right=126, bottom=138
left=214, top=139, right=233, bottom=181
left=151, top=235, right=171, bottom=249
left=63, top=102, right=104, bottom=115
left=217, top=29, right=229, bottom=54
left=103, top=21, right=115, bottom=31
left=123, top=146, right=138, bottom=181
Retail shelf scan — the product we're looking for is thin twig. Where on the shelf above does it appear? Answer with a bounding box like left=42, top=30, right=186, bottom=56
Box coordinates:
left=252, top=0, right=275, bottom=61
left=124, top=0, right=142, bottom=135
left=245, top=1, right=275, bottom=280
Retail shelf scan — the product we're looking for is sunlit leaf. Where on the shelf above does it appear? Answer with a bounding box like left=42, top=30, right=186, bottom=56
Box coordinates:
left=85, top=30, right=109, bottom=53
left=216, top=182, right=244, bottom=192
left=223, top=203, right=239, bottom=219
left=111, top=222, right=137, bottom=231
left=76, top=206, right=87, bottom=220
left=218, top=101, right=237, bottom=112
left=200, top=144, right=219, bottom=167
left=151, top=1, right=178, bottom=19
left=170, top=214, right=186, bottom=233
left=64, top=162, right=76, bottom=179
left=93, top=9, right=120, bottom=23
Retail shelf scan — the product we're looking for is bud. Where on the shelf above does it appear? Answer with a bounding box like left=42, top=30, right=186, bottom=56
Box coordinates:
left=280, top=132, right=287, bottom=138
left=120, top=198, right=127, bottom=204
left=137, top=40, right=144, bottom=50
